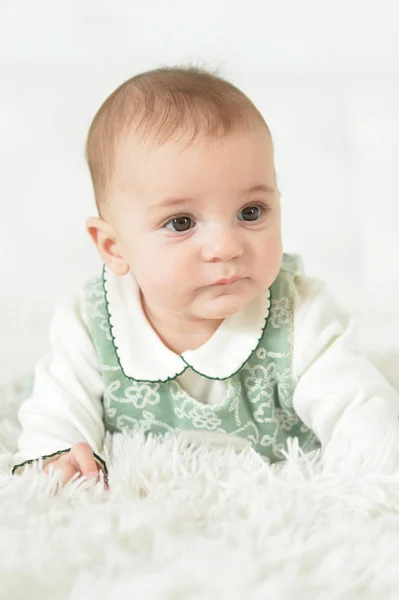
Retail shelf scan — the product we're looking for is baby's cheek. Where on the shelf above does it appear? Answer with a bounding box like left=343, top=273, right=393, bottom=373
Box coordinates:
left=163, top=251, right=194, bottom=279
left=251, top=241, right=282, bottom=285
left=262, top=232, right=282, bottom=264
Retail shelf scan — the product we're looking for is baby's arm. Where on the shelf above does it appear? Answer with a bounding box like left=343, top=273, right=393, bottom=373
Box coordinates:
left=11, top=292, right=106, bottom=478
left=292, top=276, right=399, bottom=473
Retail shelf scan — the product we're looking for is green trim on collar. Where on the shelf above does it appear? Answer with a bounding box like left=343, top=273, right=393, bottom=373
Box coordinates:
left=102, top=264, right=271, bottom=384
left=102, top=264, right=186, bottom=384
left=179, top=285, right=272, bottom=381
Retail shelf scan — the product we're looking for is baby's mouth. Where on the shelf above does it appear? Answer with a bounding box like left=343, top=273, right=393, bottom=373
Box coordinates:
left=214, top=275, right=241, bottom=286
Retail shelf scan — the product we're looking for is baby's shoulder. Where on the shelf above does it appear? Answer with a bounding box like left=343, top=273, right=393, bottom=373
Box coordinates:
left=275, top=254, right=322, bottom=305
left=82, top=272, right=104, bottom=299
left=51, top=271, right=105, bottom=331
left=279, top=253, right=327, bottom=302
left=291, top=272, right=348, bottom=331
left=280, top=252, right=304, bottom=275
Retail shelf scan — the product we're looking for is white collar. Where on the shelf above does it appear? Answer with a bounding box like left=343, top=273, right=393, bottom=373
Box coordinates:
left=103, top=265, right=270, bottom=382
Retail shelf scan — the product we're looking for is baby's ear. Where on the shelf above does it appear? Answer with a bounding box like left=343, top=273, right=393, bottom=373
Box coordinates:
left=86, top=217, right=129, bottom=276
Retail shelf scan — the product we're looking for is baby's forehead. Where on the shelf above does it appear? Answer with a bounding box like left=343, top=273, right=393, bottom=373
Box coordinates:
left=111, top=127, right=276, bottom=206
left=116, top=122, right=273, bottom=164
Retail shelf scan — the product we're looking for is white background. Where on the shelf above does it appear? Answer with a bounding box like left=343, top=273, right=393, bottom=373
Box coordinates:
left=1, top=0, right=399, bottom=386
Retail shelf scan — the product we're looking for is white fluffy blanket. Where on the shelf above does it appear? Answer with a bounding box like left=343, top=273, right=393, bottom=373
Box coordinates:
left=2, top=376, right=399, bottom=599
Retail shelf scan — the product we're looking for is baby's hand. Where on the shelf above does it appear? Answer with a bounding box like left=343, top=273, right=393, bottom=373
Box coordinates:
left=43, top=442, right=107, bottom=489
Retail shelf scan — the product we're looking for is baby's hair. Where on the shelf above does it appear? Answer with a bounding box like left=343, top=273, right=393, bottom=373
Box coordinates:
left=85, top=65, right=271, bottom=214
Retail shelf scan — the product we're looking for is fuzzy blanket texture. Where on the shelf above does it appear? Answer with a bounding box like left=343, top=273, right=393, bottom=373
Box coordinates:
left=2, top=375, right=399, bottom=600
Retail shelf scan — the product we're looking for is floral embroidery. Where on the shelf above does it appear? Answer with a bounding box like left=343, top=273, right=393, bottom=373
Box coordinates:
left=229, top=420, right=260, bottom=445
left=103, top=380, right=120, bottom=419
left=84, top=293, right=112, bottom=341
left=259, top=433, right=274, bottom=447
left=241, top=362, right=278, bottom=404
left=174, top=397, right=222, bottom=430
left=120, top=382, right=161, bottom=409
left=276, top=368, right=294, bottom=407
left=188, top=407, right=222, bottom=430
left=275, top=408, right=300, bottom=430
left=256, top=348, right=267, bottom=360
left=253, top=403, right=277, bottom=424
left=270, top=297, right=290, bottom=329
left=227, top=394, right=243, bottom=427
left=169, top=381, right=188, bottom=402
left=99, top=319, right=112, bottom=341
left=116, top=410, right=175, bottom=434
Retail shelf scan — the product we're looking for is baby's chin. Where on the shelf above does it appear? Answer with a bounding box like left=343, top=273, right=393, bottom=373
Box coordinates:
left=193, top=293, right=252, bottom=320
left=190, top=278, right=267, bottom=320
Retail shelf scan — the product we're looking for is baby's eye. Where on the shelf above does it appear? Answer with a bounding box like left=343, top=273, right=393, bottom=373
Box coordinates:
left=164, top=216, right=195, bottom=232
left=238, top=205, right=265, bottom=222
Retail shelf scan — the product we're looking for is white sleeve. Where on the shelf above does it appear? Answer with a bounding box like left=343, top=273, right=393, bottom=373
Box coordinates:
left=11, top=291, right=106, bottom=475
left=292, top=275, right=399, bottom=473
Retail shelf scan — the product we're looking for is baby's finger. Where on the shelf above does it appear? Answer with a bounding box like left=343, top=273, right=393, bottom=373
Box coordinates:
left=45, top=461, right=79, bottom=486
left=71, top=443, right=99, bottom=480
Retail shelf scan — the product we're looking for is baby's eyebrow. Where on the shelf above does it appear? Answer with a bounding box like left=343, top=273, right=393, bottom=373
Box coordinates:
left=151, top=183, right=277, bottom=211
left=244, top=184, right=276, bottom=195
left=150, top=196, right=195, bottom=211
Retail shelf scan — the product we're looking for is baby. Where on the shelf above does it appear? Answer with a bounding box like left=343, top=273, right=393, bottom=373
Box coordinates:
left=11, top=66, right=399, bottom=488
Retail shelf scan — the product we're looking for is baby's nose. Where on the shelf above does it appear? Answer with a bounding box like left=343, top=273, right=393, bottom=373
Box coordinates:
left=201, top=227, right=243, bottom=262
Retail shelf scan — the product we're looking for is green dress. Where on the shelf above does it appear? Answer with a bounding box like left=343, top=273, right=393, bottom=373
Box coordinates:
left=83, top=253, right=320, bottom=463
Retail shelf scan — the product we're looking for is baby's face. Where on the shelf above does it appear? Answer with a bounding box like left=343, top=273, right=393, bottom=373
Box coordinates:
left=108, top=126, right=282, bottom=321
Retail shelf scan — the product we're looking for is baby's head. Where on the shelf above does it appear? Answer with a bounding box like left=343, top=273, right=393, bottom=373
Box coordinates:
left=85, top=66, right=282, bottom=323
